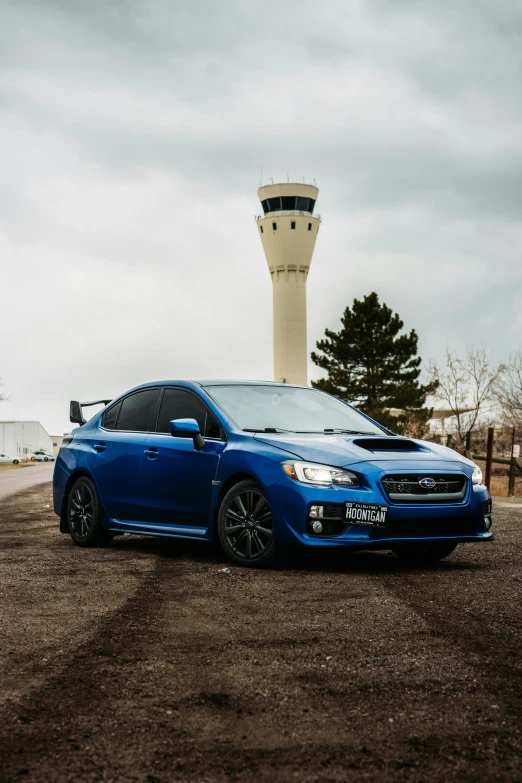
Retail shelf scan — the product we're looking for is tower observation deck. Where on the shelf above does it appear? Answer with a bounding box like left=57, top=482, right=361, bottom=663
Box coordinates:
left=256, top=182, right=321, bottom=385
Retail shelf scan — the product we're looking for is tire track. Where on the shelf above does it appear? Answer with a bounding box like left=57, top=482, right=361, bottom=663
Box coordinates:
left=375, top=557, right=522, bottom=716
left=0, top=545, right=184, bottom=783
left=3, top=486, right=522, bottom=782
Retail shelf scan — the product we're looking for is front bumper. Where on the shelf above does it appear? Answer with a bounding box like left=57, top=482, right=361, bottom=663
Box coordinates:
left=269, top=469, right=493, bottom=549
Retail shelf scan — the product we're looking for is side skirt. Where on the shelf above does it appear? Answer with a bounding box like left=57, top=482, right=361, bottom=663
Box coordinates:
left=105, top=519, right=210, bottom=540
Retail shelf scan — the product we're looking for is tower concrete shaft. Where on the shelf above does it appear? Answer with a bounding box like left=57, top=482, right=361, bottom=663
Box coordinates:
left=256, top=183, right=320, bottom=385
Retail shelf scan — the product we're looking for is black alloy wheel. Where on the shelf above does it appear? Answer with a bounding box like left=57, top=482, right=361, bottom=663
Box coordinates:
left=67, top=476, right=113, bottom=547
left=391, top=541, right=458, bottom=565
left=218, top=480, right=276, bottom=567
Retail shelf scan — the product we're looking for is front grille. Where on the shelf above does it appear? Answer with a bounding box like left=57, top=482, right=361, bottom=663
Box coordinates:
left=382, top=474, right=467, bottom=503
left=370, top=517, right=476, bottom=539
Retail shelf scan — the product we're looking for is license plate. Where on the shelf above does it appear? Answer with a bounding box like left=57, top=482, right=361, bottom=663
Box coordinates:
left=346, top=502, right=389, bottom=527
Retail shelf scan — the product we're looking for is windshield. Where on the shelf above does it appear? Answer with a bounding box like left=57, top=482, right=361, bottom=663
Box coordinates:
left=205, top=385, right=384, bottom=435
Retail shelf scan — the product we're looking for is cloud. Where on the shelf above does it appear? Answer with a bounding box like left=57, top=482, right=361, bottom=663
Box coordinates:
left=0, top=0, right=520, bottom=432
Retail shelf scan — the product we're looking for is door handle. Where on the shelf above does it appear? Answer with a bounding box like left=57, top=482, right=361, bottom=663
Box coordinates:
left=93, top=442, right=106, bottom=453
left=144, top=448, right=159, bottom=459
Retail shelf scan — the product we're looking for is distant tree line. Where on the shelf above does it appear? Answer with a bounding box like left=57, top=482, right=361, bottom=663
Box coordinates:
left=311, top=292, right=522, bottom=448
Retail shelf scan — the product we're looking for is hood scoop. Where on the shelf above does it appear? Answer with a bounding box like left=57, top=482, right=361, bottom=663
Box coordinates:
left=353, top=438, right=425, bottom=453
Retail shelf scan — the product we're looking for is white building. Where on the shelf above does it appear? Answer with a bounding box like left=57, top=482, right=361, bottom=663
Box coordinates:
left=0, top=421, right=53, bottom=459
left=50, top=435, right=66, bottom=457
left=256, top=182, right=321, bottom=386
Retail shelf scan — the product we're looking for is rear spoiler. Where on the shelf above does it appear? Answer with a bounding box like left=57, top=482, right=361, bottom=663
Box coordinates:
left=70, top=399, right=112, bottom=425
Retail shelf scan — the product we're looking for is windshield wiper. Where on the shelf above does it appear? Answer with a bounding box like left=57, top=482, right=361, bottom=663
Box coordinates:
left=290, top=429, right=373, bottom=435
left=243, top=427, right=294, bottom=433
left=323, top=429, right=377, bottom=435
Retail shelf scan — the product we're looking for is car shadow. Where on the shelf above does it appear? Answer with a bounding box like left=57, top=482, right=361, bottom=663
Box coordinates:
left=107, top=534, right=486, bottom=575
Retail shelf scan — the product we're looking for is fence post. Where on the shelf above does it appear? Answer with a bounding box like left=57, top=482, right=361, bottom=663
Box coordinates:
left=465, top=430, right=472, bottom=459
left=509, top=428, right=516, bottom=497
left=485, top=427, right=494, bottom=492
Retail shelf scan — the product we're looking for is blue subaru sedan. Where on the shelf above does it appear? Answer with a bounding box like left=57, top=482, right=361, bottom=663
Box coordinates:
left=53, top=381, right=493, bottom=566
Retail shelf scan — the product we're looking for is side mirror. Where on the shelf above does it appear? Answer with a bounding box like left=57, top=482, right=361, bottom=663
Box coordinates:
left=70, top=401, right=85, bottom=425
left=170, top=418, right=205, bottom=451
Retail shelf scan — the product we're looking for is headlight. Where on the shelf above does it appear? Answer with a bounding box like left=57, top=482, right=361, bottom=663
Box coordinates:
left=472, top=465, right=483, bottom=485
left=281, top=460, right=359, bottom=486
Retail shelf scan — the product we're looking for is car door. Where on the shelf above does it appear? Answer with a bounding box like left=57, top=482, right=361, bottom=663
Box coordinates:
left=140, top=387, right=226, bottom=528
left=87, top=387, right=160, bottom=521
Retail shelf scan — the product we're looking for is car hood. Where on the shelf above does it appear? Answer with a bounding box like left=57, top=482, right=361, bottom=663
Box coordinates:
left=253, top=432, right=474, bottom=470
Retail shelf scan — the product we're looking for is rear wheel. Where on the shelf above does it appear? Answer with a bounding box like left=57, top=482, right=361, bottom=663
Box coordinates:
left=218, top=480, right=276, bottom=567
left=67, top=476, right=113, bottom=547
left=391, top=541, right=458, bottom=565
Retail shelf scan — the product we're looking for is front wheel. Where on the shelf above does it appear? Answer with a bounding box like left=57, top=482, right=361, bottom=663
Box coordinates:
left=391, top=541, right=458, bottom=565
left=67, top=476, right=113, bottom=547
left=217, top=480, right=276, bottom=567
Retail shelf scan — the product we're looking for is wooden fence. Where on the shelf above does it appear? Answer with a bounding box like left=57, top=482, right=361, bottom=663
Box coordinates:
left=470, top=427, right=521, bottom=496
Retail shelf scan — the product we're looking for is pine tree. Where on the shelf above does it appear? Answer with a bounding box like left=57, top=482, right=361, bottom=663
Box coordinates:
left=311, top=292, right=431, bottom=433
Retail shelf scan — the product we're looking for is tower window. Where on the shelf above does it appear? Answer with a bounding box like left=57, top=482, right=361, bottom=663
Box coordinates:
left=281, top=196, right=296, bottom=210
left=308, top=223, right=312, bottom=230
left=272, top=222, right=277, bottom=231
left=260, top=225, right=264, bottom=233
left=291, top=221, right=296, bottom=229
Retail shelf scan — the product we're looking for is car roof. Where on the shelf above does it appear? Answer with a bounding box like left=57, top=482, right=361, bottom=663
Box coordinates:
left=121, top=379, right=310, bottom=394
left=197, top=380, right=309, bottom=388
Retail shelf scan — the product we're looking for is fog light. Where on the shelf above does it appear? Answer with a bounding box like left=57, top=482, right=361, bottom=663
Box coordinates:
left=484, top=515, right=492, bottom=530
left=310, top=505, right=323, bottom=519
left=311, top=520, right=323, bottom=534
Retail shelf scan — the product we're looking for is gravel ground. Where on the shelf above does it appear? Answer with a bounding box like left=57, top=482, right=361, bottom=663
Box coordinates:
left=0, top=484, right=521, bottom=783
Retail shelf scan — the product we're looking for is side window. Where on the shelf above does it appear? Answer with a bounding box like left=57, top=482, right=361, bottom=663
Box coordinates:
left=157, top=389, right=224, bottom=439
left=102, top=401, right=122, bottom=430
left=204, top=411, right=223, bottom=439
left=115, top=388, right=159, bottom=432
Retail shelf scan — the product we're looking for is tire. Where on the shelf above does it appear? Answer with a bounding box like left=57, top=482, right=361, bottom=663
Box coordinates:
left=391, top=541, right=458, bottom=565
left=13, top=459, right=19, bottom=464
left=217, top=480, right=276, bottom=567
left=67, top=476, right=114, bottom=547
left=44, top=457, right=49, bottom=461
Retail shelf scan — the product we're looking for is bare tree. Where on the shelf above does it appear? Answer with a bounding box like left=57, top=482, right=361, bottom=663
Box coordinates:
left=495, top=351, right=522, bottom=428
left=427, top=346, right=505, bottom=451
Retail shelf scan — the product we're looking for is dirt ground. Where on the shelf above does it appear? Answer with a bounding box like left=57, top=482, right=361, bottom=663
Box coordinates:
left=1, top=484, right=521, bottom=783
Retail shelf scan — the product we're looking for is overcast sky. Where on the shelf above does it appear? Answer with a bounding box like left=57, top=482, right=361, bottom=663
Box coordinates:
left=1, top=0, right=521, bottom=434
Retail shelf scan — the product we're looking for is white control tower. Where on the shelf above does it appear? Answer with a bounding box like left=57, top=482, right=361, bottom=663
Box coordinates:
left=256, top=182, right=320, bottom=386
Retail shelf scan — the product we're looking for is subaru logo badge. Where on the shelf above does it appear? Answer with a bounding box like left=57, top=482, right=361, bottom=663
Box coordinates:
left=419, top=477, right=436, bottom=489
